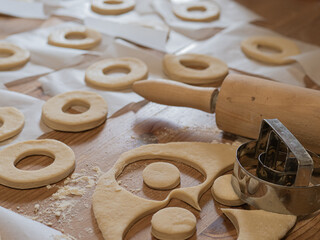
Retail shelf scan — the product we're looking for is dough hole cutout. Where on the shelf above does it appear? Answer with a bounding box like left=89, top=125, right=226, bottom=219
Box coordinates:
left=0, top=49, right=14, bottom=58
left=104, top=0, right=123, bottom=4
left=143, top=162, right=180, bottom=190
left=103, top=66, right=131, bottom=78
left=0, top=119, right=3, bottom=128
left=62, top=100, right=90, bottom=114
left=257, top=44, right=282, bottom=54
left=188, top=6, right=206, bottom=12
left=42, top=91, right=108, bottom=132
left=15, top=153, right=55, bottom=171
left=64, top=32, right=87, bottom=40
left=151, top=207, right=197, bottom=240
left=179, top=59, right=209, bottom=70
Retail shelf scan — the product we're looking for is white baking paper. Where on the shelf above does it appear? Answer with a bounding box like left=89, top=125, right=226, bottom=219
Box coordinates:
left=152, top=0, right=261, bottom=40
left=0, top=89, right=50, bottom=149
left=0, top=0, right=48, bottom=19
left=39, top=39, right=166, bottom=116
left=183, top=23, right=319, bottom=86
left=0, top=206, right=70, bottom=240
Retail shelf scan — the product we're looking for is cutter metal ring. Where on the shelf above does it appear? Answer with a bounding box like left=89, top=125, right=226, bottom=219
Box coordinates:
left=232, top=119, right=320, bottom=216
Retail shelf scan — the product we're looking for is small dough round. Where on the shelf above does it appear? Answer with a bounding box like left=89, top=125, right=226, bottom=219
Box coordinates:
left=211, top=174, right=244, bottom=206
left=163, top=53, right=228, bottom=85
left=241, top=36, right=300, bottom=65
left=0, top=107, right=24, bottom=142
left=85, top=57, right=148, bottom=90
left=143, top=162, right=180, bottom=190
left=0, top=139, right=75, bottom=189
left=91, top=0, right=135, bottom=15
left=48, top=26, right=102, bottom=50
left=41, top=91, right=108, bottom=132
left=151, top=207, right=197, bottom=240
left=173, top=1, right=220, bottom=22
left=0, top=42, right=30, bottom=70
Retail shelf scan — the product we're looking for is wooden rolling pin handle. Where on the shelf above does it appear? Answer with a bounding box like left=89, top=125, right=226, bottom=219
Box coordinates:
left=133, top=79, right=219, bottom=113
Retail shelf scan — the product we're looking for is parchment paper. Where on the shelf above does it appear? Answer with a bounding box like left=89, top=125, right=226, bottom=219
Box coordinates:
left=0, top=0, right=48, bottom=19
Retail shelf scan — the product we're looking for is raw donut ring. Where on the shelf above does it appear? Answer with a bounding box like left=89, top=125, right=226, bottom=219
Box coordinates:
left=241, top=36, right=300, bottom=65
left=0, top=107, right=24, bottom=142
left=0, top=139, right=75, bottom=189
left=85, top=57, right=148, bottom=90
left=41, top=91, right=108, bottom=132
left=173, top=1, right=220, bottom=22
left=0, top=42, right=30, bottom=70
left=163, top=53, right=228, bottom=85
left=91, top=0, right=135, bottom=15
left=142, top=162, right=180, bottom=190
left=48, top=26, right=102, bottom=50
left=151, top=207, right=197, bottom=240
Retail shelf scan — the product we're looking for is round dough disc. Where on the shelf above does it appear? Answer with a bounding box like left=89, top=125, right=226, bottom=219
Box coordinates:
left=0, top=107, right=24, bottom=142
left=143, top=162, right=180, bottom=190
left=0, top=42, right=30, bottom=70
left=211, top=174, right=244, bottom=206
left=151, top=207, right=197, bottom=240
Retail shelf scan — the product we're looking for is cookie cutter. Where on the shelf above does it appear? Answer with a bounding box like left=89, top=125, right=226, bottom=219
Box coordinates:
left=232, top=119, right=320, bottom=216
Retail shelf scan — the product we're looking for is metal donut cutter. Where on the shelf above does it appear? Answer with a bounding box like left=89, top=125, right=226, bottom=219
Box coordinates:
left=232, top=119, right=320, bottom=216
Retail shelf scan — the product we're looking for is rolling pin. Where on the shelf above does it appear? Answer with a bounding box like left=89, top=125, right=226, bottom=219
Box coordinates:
left=132, top=74, right=320, bottom=154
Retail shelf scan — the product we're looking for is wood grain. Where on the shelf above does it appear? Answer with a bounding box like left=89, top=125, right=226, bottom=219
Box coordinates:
left=1, top=0, right=320, bottom=239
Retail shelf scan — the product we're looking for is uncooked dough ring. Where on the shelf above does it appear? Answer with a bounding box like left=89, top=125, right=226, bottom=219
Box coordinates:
left=151, top=207, right=197, bottom=240
left=0, top=107, right=24, bottom=142
left=0, top=139, right=75, bottom=189
left=91, top=0, right=135, bottom=15
left=85, top=57, right=148, bottom=90
left=48, top=26, right=102, bottom=50
left=163, top=53, right=228, bottom=85
left=173, top=1, right=220, bottom=22
left=0, top=42, right=30, bottom=70
left=41, top=91, right=108, bottom=132
left=241, top=36, right=300, bottom=65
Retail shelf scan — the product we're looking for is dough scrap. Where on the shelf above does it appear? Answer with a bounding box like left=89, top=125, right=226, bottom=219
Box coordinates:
left=41, top=90, right=108, bottom=132
left=0, top=42, right=30, bottom=70
left=85, top=57, right=148, bottom=90
left=91, top=0, right=135, bottom=15
left=93, top=142, right=237, bottom=240
left=241, top=36, right=300, bottom=65
left=0, top=139, right=75, bottom=189
left=151, top=207, right=196, bottom=240
left=211, top=174, right=244, bottom=206
left=143, top=162, right=180, bottom=190
left=222, top=208, right=297, bottom=240
left=48, top=26, right=101, bottom=50
left=163, top=53, right=228, bottom=85
left=0, top=107, right=24, bottom=142
left=173, top=1, right=220, bottom=22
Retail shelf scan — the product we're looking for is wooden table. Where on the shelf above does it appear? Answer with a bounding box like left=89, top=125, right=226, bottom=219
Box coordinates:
left=1, top=0, right=320, bottom=239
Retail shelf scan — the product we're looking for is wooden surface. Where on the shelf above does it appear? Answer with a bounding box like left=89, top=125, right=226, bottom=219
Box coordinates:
left=1, top=0, right=320, bottom=239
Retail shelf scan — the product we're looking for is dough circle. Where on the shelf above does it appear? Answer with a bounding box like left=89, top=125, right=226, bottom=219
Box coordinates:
left=0, top=42, right=30, bottom=70
left=91, top=0, right=135, bottom=15
left=173, top=1, right=220, bottom=22
left=48, top=26, right=102, bottom=50
left=41, top=91, right=108, bottom=132
left=0, top=107, right=24, bottom=142
left=163, top=53, right=228, bottom=85
left=211, top=174, right=244, bottom=206
left=85, top=57, right=148, bottom=90
left=143, top=162, right=180, bottom=190
left=151, top=207, right=197, bottom=240
left=241, top=36, right=300, bottom=65
left=0, top=139, right=75, bottom=189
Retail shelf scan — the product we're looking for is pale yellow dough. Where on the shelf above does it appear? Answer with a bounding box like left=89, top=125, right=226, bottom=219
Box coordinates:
left=41, top=91, right=108, bottom=132
left=143, top=162, right=180, bottom=190
left=85, top=57, right=148, bottom=90
left=173, top=1, right=220, bottom=22
left=151, top=207, right=196, bottom=240
left=0, top=107, right=24, bottom=142
left=48, top=26, right=101, bottom=50
left=92, top=142, right=237, bottom=240
left=163, top=53, right=228, bottom=85
left=211, top=174, right=244, bottom=206
left=0, top=42, right=30, bottom=70
left=241, top=36, right=300, bottom=65
left=222, top=208, right=297, bottom=240
left=0, top=139, right=75, bottom=189
left=91, top=0, right=135, bottom=15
